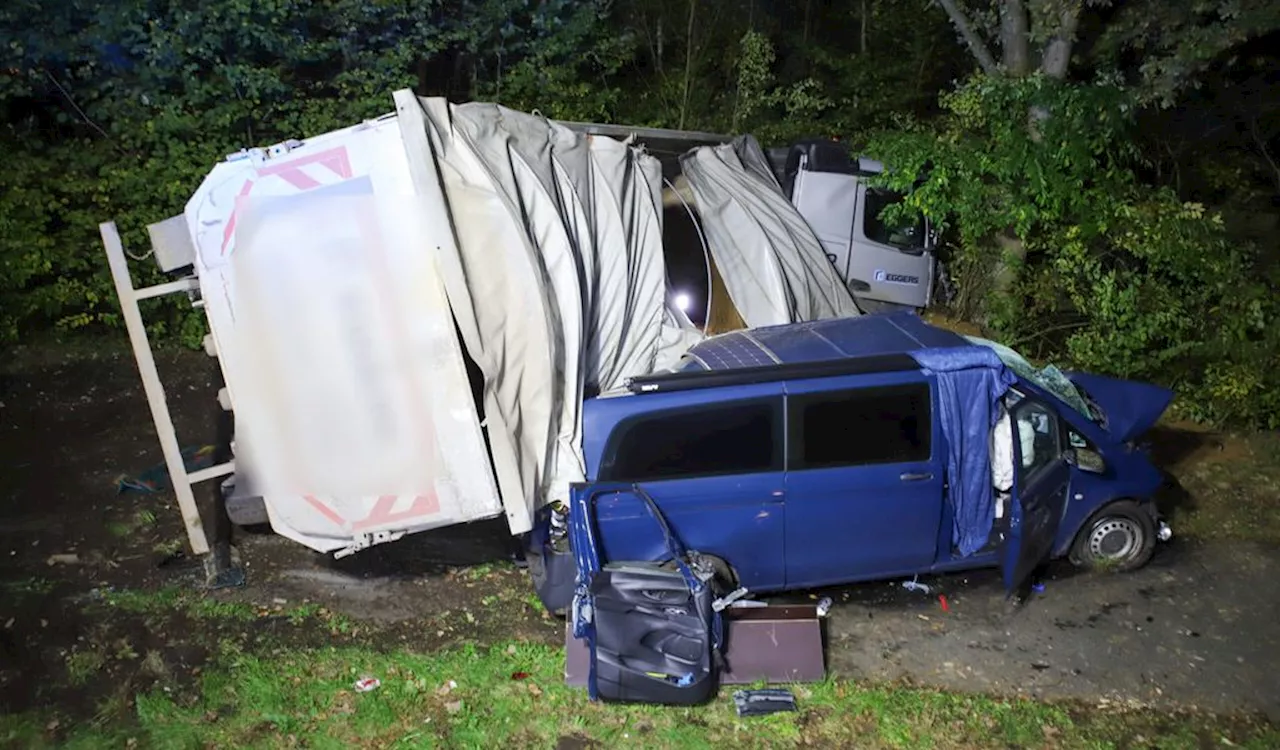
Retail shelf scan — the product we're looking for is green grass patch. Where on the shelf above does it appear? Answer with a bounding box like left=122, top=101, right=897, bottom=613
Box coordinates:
left=6, top=642, right=1276, bottom=749
left=1167, top=430, right=1280, bottom=544
left=0, top=576, right=56, bottom=597
left=99, top=586, right=354, bottom=630
left=63, top=648, right=108, bottom=686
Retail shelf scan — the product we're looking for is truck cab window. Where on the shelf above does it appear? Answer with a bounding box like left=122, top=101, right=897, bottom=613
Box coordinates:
left=863, top=188, right=925, bottom=250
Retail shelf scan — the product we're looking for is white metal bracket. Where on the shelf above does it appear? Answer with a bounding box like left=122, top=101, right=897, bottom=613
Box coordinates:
left=333, top=529, right=408, bottom=559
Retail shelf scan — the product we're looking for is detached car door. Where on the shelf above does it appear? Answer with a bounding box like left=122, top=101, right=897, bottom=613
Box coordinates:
left=1003, top=394, right=1071, bottom=594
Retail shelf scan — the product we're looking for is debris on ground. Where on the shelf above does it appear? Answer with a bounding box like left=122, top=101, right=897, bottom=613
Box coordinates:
left=901, top=575, right=932, bottom=594
left=353, top=677, right=381, bottom=692
left=114, top=445, right=215, bottom=494
left=155, top=550, right=186, bottom=568
left=733, top=688, right=797, bottom=717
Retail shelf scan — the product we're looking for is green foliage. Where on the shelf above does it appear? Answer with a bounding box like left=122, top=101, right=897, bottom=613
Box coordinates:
left=732, top=31, right=834, bottom=141
left=1092, top=0, right=1280, bottom=107
left=868, top=75, right=1280, bottom=428
left=2, top=0, right=1276, bottom=429
left=0, top=0, right=633, bottom=347
left=471, top=0, right=638, bottom=122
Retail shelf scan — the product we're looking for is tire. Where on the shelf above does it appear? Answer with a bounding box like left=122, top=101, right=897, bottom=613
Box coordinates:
left=524, top=533, right=572, bottom=618
left=1069, top=500, right=1156, bottom=572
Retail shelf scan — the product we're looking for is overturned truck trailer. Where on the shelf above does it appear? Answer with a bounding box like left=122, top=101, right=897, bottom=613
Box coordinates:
left=101, top=90, right=861, bottom=565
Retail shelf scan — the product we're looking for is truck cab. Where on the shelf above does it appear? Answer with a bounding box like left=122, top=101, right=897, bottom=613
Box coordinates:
left=532, top=312, right=1172, bottom=611
left=769, top=140, right=937, bottom=311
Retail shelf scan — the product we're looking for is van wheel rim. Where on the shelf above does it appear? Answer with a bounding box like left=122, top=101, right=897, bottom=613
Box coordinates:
left=1088, top=518, right=1141, bottom=561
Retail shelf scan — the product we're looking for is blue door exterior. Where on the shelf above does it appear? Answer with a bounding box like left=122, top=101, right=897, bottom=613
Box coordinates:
left=782, top=373, right=945, bottom=588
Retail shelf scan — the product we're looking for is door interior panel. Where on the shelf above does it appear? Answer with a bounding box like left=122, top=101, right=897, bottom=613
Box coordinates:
left=589, top=561, right=715, bottom=705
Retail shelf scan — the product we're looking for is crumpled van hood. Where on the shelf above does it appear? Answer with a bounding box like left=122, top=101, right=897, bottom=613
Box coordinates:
left=1066, top=372, right=1174, bottom=443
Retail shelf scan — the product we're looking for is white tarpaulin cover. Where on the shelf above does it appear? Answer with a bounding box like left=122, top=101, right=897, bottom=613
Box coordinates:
left=680, top=136, right=862, bottom=327
left=396, top=93, right=698, bottom=533
left=182, top=89, right=857, bottom=554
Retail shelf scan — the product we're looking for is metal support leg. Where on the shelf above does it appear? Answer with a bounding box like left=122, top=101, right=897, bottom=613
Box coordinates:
left=203, top=360, right=245, bottom=589
left=101, top=221, right=211, bottom=556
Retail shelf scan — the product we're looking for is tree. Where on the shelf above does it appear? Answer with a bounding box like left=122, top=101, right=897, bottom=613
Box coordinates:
left=933, top=0, right=1280, bottom=100
left=0, top=0, right=636, bottom=344
left=935, top=0, right=1076, bottom=79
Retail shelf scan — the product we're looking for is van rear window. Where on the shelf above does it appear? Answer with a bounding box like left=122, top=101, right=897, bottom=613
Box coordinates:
left=791, top=384, right=931, bottom=468
left=602, top=400, right=780, bottom=482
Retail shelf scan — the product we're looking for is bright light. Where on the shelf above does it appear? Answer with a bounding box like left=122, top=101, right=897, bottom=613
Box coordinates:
left=673, top=292, right=692, bottom=312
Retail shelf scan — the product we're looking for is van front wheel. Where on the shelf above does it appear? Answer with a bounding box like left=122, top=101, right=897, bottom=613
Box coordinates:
left=1069, top=500, right=1156, bottom=572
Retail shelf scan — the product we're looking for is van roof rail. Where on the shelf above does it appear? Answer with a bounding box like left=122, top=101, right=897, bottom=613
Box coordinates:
left=624, top=353, right=921, bottom=394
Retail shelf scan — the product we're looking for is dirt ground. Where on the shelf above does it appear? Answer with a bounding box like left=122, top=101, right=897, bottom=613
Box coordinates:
left=2, top=343, right=1278, bottom=731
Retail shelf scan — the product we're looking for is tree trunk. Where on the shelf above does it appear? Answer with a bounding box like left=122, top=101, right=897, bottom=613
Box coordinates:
left=936, top=0, right=998, bottom=74
left=803, top=0, right=812, bottom=46
left=991, top=231, right=1027, bottom=301
left=1039, top=5, right=1079, bottom=79
left=656, top=14, right=664, bottom=74
left=935, top=0, right=1083, bottom=317
left=860, top=0, right=868, bottom=55
left=679, top=0, right=696, bottom=129
left=999, top=0, right=1030, bottom=75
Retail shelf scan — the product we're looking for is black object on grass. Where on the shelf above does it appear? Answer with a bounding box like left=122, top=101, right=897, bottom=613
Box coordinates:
left=733, top=689, right=797, bottom=717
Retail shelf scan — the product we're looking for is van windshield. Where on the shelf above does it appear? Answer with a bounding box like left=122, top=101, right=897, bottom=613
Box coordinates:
left=964, top=335, right=1105, bottom=425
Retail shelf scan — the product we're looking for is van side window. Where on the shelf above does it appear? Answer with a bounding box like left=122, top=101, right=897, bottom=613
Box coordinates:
left=790, top=384, right=931, bottom=469
left=602, top=400, right=780, bottom=482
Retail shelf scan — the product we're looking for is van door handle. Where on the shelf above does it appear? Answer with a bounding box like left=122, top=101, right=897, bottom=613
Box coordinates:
left=900, top=472, right=933, bottom=482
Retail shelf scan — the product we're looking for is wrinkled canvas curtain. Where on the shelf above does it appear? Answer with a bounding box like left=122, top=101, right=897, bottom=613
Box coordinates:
left=395, top=93, right=864, bottom=535
left=396, top=93, right=698, bottom=533
left=679, top=136, right=862, bottom=327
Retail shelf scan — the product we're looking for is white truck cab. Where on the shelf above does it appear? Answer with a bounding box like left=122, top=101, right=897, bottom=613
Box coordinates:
left=770, top=140, right=937, bottom=311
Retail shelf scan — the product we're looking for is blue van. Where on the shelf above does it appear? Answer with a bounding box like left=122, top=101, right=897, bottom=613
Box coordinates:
left=529, top=311, right=1174, bottom=608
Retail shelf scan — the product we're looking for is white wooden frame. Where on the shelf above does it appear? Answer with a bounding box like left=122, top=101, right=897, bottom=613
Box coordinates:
left=100, top=221, right=236, bottom=556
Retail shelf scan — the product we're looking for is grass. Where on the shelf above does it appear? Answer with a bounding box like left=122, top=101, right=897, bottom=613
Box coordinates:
left=0, top=577, right=56, bottom=597
left=99, top=586, right=357, bottom=632
left=63, top=649, right=107, bottom=686
left=107, top=508, right=160, bottom=539
left=5, top=640, right=1276, bottom=749
left=1163, top=429, right=1280, bottom=544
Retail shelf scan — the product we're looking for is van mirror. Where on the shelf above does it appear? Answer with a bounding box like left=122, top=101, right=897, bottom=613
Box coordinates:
left=1069, top=448, right=1106, bottom=474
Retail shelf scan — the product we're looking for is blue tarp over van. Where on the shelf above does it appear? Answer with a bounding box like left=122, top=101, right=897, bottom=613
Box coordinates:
left=675, top=311, right=1016, bottom=556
